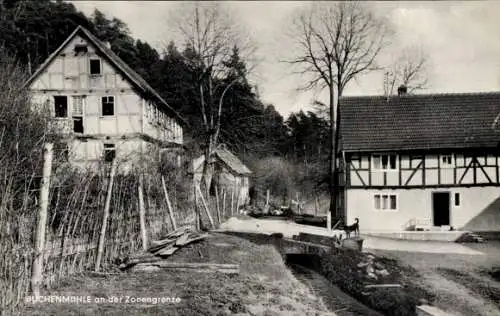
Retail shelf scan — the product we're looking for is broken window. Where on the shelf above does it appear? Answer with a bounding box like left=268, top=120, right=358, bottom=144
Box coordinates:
left=54, top=96, right=68, bottom=118
left=104, top=143, right=115, bottom=162
left=72, top=96, right=84, bottom=133
left=73, top=117, right=83, bottom=133
left=101, top=96, right=114, bottom=116
left=90, top=58, right=101, bottom=75
left=54, top=142, right=69, bottom=161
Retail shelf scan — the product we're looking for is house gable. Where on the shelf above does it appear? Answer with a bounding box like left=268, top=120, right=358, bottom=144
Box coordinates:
left=25, top=25, right=185, bottom=126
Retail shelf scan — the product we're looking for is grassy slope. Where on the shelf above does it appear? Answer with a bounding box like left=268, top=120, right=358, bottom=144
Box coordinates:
left=21, top=233, right=332, bottom=316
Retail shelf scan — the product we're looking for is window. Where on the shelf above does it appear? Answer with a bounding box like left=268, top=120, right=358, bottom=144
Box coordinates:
left=374, top=194, right=398, bottom=211
left=454, top=193, right=461, bottom=207
left=101, top=96, right=115, bottom=116
left=54, top=96, right=68, bottom=117
left=73, top=117, right=83, bottom=133
left=103, top=143, right=115, bottom=162
left=72, top=96, right=84, bottom=116
left=441, top=155, right=454, bottom=168
left=372, top=154, right=397, bottom=171
left=90, top=58, right=101, bottom=75
left=54, top=142, right=69, bottom=161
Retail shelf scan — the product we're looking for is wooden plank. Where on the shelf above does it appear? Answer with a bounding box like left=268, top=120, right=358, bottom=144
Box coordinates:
left=138, top=175, right=148, bottom=251
left=458, top=159, right=474, bottom=184
left=162, top=176, right=177, bottom=230
left=176, top=234, right=208, bottom=247
left=437, top=153, right=441, bottom=185
left=155, top=246, right=178, bottom=256
left=32, top=143, right=53, bottom=298
left=149, top=262, right=239, bottom=269
left=95, top=160, right=117, bottom=272
left=496, top=154, right=499, bottom=184
left=350, top=161, right=367, bottom=186
left=196, top=185, right=215, bottom=228
left=215, top=186, right=221, bottom=224
left=475, top=156, right=493, bottom=183
left=404, top=161, right=422, bottom=186
left=365, top=284, right=402, bottom=289
left=422, top=155, right=426, bottom=187
left=453, top=154, right=457, bottom=184
left=473, top=155, right=477, bottom=184
left=398, top=155, right=402, bottom=186
left=368, top=155, right=372, bottom=186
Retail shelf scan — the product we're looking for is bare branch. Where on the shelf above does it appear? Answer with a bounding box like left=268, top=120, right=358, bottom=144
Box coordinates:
left=383, top=45, right=430, bottom=96
left=283, top=1, right=391, bottom=215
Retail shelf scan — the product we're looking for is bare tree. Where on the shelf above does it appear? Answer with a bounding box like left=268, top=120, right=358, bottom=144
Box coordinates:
left=169, top=2, right=254, bottom=192
left=286, top=2, right=390, bottom=221
left=383, top=45, right=429, bottom=96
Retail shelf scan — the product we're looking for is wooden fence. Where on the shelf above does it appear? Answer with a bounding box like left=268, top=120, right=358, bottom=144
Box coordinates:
left=1, top=143, right=198, bottom=315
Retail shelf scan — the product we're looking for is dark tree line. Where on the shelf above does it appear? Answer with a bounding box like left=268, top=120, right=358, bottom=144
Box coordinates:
left=0, top=0, right=329, bottom=169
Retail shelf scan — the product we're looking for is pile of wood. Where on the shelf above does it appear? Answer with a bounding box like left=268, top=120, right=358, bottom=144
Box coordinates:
left=117, top=227, right=209, bottom=270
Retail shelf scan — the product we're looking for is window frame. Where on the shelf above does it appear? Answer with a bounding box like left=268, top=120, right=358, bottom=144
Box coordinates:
left=103, top=143, right=116, bottom=163
left=440, top=154, right=454, bottom=169
left=454, top=192, right=461, bottom=207
left=372, top=154, right=398, bottom=171
left=373, top=193, right=398, bottom=212
left=101, top=96, right=115, bottom=117
left=54, top=95, right=68, bottom=118
left=89, top=58, right=102, bottom=76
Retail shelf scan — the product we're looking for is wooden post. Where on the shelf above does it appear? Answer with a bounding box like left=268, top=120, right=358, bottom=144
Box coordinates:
left=138, top=174, right=148, bottom=251
left=215, top=186, right=221, bottom=225
left=196, top=185, right=215, bottom=228
left=230, top=189, right=234, bottom=216
left=235, top=185, right=241, bottom=214
left=161, top=176, right=177, bottom=230
left=266, top=189, right=270, bottom=206
left=94, top=160, right=117, bottom=272
left=31, top=143, right=53, bottom=298
left=222, top=189, right=226, bottom=221
left=314, top=196, right=319, bottom=216
left=194, top=184, right=200, bottom=231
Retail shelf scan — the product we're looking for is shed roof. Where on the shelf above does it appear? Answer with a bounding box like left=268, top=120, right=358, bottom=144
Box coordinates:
left=193, top=148, right=252, bottom=176
left=339, top=92, right=500, bottom=152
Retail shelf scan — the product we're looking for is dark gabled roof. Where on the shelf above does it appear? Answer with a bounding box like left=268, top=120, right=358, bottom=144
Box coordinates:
left=24, top=26, right=186, bottom=126
left=339, top=92, right=500, bottom=152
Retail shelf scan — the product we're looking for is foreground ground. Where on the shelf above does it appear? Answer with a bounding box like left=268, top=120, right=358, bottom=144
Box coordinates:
left=371, top=241, right=500, bottom=316
left=22, top=232, right=336, bottom=316
left=218, top=216, right=500, bottom=316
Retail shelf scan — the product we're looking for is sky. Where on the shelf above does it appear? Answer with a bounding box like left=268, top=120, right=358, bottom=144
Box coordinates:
left=71, top=1, right=500, bottom=118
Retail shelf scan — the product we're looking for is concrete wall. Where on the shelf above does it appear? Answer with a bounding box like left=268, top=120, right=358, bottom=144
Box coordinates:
left=346, top=186, right=500, bottom=231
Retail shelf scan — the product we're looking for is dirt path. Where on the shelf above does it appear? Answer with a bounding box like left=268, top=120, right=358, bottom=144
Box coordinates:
left=370, top=241, right=500, bottom=316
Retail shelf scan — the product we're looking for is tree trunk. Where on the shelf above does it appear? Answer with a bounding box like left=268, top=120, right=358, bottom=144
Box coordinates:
left=333, top=91, right=342, bottom=220
left=328, top=82, right=336, bottom=227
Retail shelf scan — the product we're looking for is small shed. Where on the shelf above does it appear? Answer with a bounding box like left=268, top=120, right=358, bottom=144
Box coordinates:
left=193, top=146, right=252, bottom=206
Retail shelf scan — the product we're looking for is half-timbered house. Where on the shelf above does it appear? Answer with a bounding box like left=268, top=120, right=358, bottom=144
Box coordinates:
left=24, top=25, right=185, bottom=173
left=339, top=90, right=500, bottom=232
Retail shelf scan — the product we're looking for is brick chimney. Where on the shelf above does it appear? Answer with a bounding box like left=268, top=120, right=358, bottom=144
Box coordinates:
left=397, top=85, right=407, bottom=96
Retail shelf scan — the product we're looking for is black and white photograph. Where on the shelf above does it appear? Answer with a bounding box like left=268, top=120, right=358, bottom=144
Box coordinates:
left=1, top=1, right=500, bottom=315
